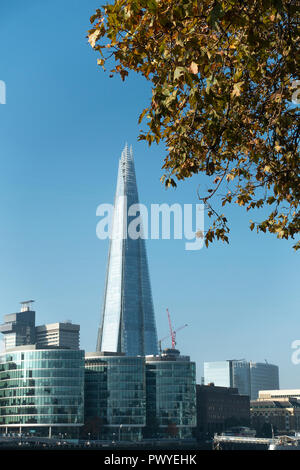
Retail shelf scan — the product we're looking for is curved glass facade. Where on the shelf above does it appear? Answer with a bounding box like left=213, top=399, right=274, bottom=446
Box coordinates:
left=0, top=349, right=84, bottom=433
left=145, top=351, right=196, bottom=439
left=84, top=354, right=145, bottom=441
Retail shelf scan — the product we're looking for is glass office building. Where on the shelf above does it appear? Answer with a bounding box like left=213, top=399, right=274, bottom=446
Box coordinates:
left=204, top=360, right=251, bottom=396
left=232, top=360, right=251, bottom=396
left=204, top=361, right=232, bottom=388
left=96, top=145, right=158, bottom=356
left=0, top=347, right=84, bottom=437
left=145, top=349, right=196, bottom=439
left=204, top=360, right=279, bottom=399
left=250, top=362, right=279, bottom=400
left=84, top=352, right=146, bottom=441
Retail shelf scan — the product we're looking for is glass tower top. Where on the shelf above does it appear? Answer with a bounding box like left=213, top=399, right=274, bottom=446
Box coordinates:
left=96, top=145, right=158, bottom=356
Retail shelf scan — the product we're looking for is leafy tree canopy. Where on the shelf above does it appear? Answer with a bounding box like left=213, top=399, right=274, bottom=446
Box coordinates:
left=88, top=0, right=299, bottom=248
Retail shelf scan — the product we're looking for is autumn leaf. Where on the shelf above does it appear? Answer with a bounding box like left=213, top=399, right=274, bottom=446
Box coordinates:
left=88, top=0, right=300, bottom=248
left=189, top=62, right=198, bottom=75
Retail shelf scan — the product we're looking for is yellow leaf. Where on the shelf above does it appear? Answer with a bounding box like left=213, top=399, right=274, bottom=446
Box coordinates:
left=89, top=30, right=100, bottom=48
left=231, top=82, right=244, bottom=97
left=189, top=62, right=198, bottom=74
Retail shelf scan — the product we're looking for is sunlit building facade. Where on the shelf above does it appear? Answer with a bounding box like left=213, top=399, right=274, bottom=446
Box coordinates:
left=0, top=347, right=84, bottom=437
left=96, top=145, right=158, bottom=356
left=204, top=360, right=279, bottom=400
left=250, top=362, right=279, bottom=400
left=145, top=349, right=196, bottom=439
left=84, top=352, right=146, bottom=441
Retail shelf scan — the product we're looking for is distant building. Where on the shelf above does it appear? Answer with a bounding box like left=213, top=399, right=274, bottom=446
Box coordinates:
left=0, top=346, right=85, bottom=438
left=250, top=362, right=279, bottom=400
left=0, top=302, right=36, bottom=350
left=258, top=389, right=300, bottom=400
left=35, top=322, right=80, bottom=350
left=204, top=360, right=279, bottom=399
left=0, top=302, right=80, bottom=352
left=251, top=396, right=300, bottom=434
left=145, top=349, right=196, bottom=439
left=204, top=360, right=251, bottom=396
left=195, top=384, right=250, bottom=437
left=84, top=352, right=146, bottom=441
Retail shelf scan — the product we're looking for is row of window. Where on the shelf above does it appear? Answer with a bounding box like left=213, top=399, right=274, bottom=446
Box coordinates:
left=0, top=414, right=83, bottom=425
left=0, top=387, right=83, bottom=398
left=0, top=397, right=83, bottom=407
left=0, top=362, right=84, bottom=372
left=0, top=379, right=83, bottom=389
left=0, top=405, right=83, bottom=416
left=0, top=351, right=83, bottom=362
left=0, top=370, right=83, bottom=380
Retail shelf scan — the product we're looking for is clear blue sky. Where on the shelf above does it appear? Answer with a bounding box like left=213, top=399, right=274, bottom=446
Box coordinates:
left=0, top=1, right=299, bottom=388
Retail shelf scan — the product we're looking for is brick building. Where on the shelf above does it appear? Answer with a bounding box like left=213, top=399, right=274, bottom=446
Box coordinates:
left=195, top=383, right=250, bottom=438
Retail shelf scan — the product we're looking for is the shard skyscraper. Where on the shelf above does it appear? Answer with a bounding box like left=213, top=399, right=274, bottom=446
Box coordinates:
left=96, top=145, right=158, bottom=356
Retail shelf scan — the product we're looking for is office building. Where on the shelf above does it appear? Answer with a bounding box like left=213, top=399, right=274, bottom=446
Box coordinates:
left=0, top=301, right=36, bottom=350
left=204, top=360, right=251, bottom=396
left=96, top=145, right=158, bottom=356
left=258, top=389, right=300, bottom=400
left=35, top=322, right=80, bottom=350
left=145, top=349, right=196, bottom=439
left=0, top=346, right=84, bottom=437
left=251, top=391, right=300, bottom=434
left=250, top=362, right=279, bottom=400
left=84, top=352, right=146, bottom=441
left=204, top=360, right=279, bottom=399
left=0, top=303, right=80, bottom=352
left=195, top=384, right=250, bottom=437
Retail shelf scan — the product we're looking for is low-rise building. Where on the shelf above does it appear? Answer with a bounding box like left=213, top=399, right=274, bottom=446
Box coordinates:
left=195, top=383, right=250, bottom=437
left=251, top=399, right=300, bottom=434
left=251, top=389, right=300, bottom=434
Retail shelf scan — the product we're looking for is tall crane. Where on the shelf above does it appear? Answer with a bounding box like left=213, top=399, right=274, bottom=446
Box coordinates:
left=158, top=308, right=188, bottom=353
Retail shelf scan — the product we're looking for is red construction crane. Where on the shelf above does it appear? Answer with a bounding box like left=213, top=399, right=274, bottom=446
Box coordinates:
left=158, top=308, right=188, bottom=353
left=167, top=308, right=175, bottom=348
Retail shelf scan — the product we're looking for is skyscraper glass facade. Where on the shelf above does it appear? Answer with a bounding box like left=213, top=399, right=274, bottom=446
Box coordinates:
left=145, top=350, right=196, bottom=439
left=250, top=362, right=279, bottom=400
left=232, top=360, right=251, bottom=396
left=204, top=360, right=251, bottom=396
left=204, top=360, right=279, bottom=399
left=97, top=145, right=158, bottom=356
left=84, top=353, right=146, bottom=441
left=204, top=361, right=231, bottom=388
left=0, top=349, right=84, bottom=436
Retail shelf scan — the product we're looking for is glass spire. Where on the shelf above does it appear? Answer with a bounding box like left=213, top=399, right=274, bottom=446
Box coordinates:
left=96, top=145, right=158, bottom=356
